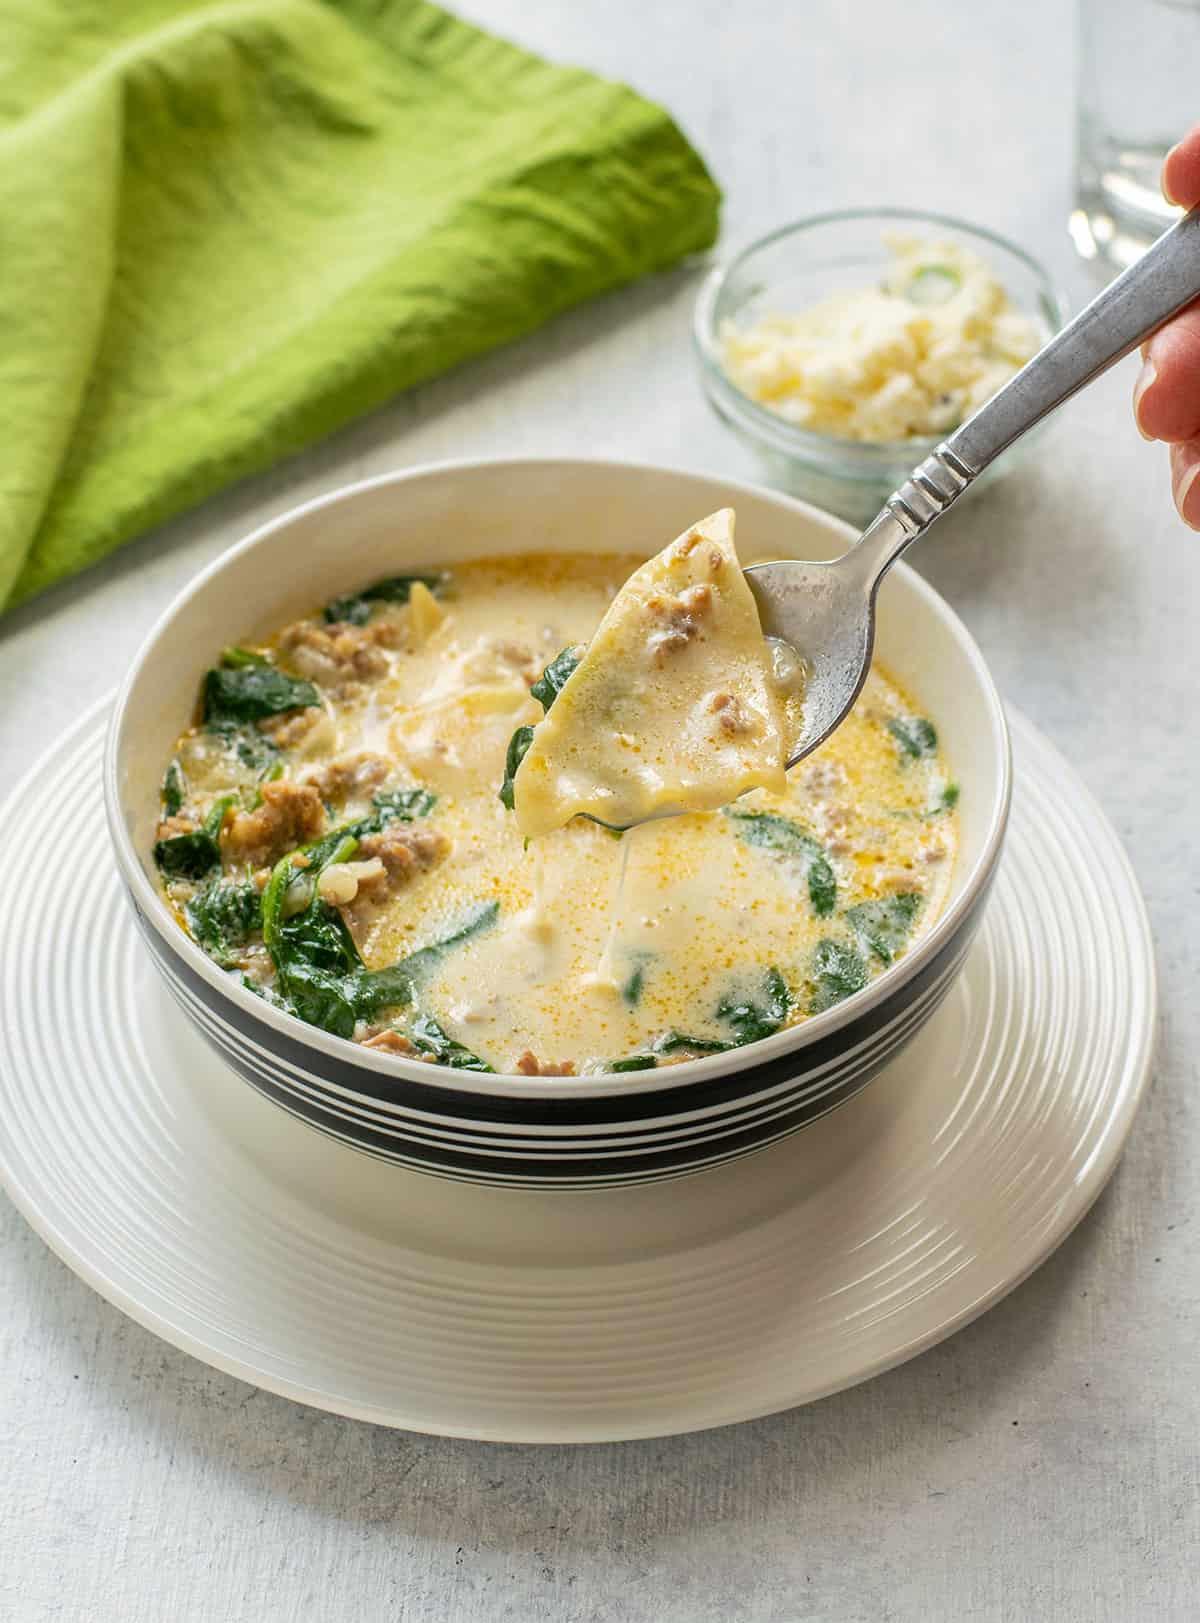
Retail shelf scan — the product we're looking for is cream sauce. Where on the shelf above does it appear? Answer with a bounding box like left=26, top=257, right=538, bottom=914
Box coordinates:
left=155, top=552, right=958, bottom=1076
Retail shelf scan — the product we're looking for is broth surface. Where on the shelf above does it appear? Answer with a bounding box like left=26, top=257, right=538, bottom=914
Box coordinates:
left=153, top=552, right=959, bottom=1076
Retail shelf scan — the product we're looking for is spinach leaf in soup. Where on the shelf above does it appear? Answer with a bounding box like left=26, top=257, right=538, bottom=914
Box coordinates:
left=652, top=1031, right=733, bottom=1057
left=203, top=653, right=320, bottom=726
left=323, top=574, right=444, bottom=627
left=204, top=719, right=281, bottom=778
left=608, top=1034, right=733, bottom=1072
left=808, top=939, right=868, bottom=1014
left=613, top=973, right=792, bottom=1077
left=277, top=890, right=361, bottom=975
left=296, top=901, right=500, bottom=1036
left=887, top=716, right=938, bottom=761
left=266, top=884, right=363, bottom=1035
left=262, top=849, right=324, bottom=949
left=260, top=819, right=500, bottom=1039
left=235, top=971, right=286, bottom=1009
left=529, top=645, right=582, bottom=711
left=725, top=810, right=837, bottom=918
left=259, top=835, right=366, bottom=1038
left=498, top=725, right=534, bottom=811
left=345, top=963, right=416, bottom=1020
left=344, top=903, right=500, bottom=1026
left=154, top=830, right=220, bottom=881
left=846, top=892, right=923, bottom=966
left=716, top=967, right=793, bottom=1045
left=498, top=646, right=581, bottom=811
left=275, top=957, right=362, bottom=1039
left=186, top=879, right=262, bottom=962
left=280, top=949, right=449, bottom=1038
left=408, top=1014, right=493, bottom=1072
left=933, top=781, right=959, bottom=812
left=253, top=789, right=442, bottom=1020
left=161, top=759, right=186, bottom=816
left=388, top=900, right=500, bottom=988
left=153, top=794, right=235, bottom=880
left=624, top=969, right=795, bottom=1068
left=371, top=786, right=438, bottom=822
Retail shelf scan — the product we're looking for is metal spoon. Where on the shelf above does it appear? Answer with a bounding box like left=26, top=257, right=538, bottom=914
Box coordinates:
left=745, top=207, right=1200, bottom=768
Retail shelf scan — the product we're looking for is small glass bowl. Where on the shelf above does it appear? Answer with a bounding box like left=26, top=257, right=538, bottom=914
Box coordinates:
left=693, top=208, right=1068, bottom=526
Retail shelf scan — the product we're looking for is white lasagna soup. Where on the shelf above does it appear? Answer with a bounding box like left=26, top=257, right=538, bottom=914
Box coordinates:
left=152, top=521, right=959, bottom=1076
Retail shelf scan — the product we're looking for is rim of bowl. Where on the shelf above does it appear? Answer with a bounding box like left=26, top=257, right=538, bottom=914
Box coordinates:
left=104, top=455, right=1012, bottom=1103
left=693, top=205, right=1071, bottom=467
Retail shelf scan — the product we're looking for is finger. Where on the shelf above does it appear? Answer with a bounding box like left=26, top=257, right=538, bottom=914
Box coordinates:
left=1163, top=124, right=1200, bottom=207
left=1133, top=299, right=1200, bottom=442
left=1170, top=439, right=1200, bottom=530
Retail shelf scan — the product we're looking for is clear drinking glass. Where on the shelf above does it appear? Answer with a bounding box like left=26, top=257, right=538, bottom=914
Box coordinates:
left=1073, top=0, right=1198, bottom=269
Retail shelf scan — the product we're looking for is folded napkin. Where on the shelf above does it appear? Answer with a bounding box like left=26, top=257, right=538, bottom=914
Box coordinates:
left=0, top=0, right=720, bottom=613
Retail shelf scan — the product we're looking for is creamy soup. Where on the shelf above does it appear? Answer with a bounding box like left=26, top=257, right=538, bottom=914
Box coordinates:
left=152, top=545, right=958, bottom=1076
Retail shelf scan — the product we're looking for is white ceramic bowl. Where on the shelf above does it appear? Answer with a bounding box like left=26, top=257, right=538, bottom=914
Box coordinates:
left=105, top=459, right=1010, bottom=1188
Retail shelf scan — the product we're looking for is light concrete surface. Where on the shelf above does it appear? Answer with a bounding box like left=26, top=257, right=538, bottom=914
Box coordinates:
left=2, top=3, right=1197, bottom=1619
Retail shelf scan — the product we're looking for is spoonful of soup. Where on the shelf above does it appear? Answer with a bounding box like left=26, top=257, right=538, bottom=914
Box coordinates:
left=511, top=509, right=794, bottom=836
left=509, top=206, right=1200, bottom=833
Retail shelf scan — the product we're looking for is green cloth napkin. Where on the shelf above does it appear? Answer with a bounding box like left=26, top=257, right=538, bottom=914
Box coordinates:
left=0, top=0, right=720, bottom=613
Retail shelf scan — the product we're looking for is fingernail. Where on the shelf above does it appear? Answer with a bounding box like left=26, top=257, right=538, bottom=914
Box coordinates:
left=1177, top=460, right=1200, bottom=530
left=1163, top=158, right=1182, bottom=207
left=1133, top=357, right=1158, bottom=440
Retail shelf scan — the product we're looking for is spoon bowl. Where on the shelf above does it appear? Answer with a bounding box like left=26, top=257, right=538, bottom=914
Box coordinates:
left=745, top=555, right=875, bottom=767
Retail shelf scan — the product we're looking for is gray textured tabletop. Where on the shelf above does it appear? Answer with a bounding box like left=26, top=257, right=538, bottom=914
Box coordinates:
left=3, top=3, right=1198, bottom=1619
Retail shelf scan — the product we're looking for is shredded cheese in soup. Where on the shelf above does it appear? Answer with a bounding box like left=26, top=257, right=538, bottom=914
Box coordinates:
left=152, top=536, right=959, bottom=1077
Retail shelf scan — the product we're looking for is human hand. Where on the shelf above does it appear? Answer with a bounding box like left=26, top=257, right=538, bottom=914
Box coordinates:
left=1132, top=124, right=1200, bottom=529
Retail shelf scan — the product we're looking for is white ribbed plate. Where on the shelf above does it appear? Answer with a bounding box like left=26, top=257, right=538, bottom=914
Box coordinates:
left=0, top=704, right=1155, bottom=1442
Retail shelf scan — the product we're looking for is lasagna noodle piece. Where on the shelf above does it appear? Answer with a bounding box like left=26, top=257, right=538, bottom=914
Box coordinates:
left=513, top=509, right=788, bottom=836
